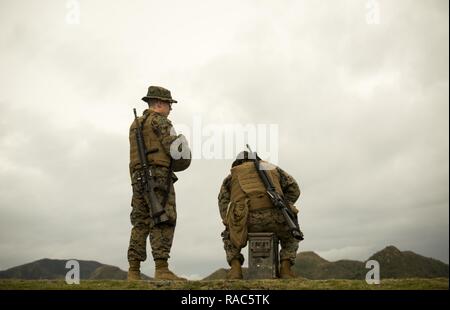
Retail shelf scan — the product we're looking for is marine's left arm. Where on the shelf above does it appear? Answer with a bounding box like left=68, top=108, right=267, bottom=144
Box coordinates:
left=151, top=114, right=179, bottom=156
left=276, top=167, right=301, bottom=205
left=218, top=175, right=232, bottom=225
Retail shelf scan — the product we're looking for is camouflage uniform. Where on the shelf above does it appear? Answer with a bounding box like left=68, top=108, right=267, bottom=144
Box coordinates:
left=218, top=166, right=301, bottom=265
left=127, top=110, right=179, bottom=263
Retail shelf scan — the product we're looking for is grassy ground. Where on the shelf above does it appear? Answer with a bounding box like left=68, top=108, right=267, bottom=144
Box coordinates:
left=0, top=278, right=448, bottom=290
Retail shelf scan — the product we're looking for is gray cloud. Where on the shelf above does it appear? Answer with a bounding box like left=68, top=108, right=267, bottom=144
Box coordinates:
left=0, top=0, right=448, bottom=278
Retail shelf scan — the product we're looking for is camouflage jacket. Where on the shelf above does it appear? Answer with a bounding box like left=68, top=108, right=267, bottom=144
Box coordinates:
left=217, top=165, right=301, bottom=222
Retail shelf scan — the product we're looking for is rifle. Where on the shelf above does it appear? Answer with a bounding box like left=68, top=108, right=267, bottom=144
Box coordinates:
left=133, top=108, right=169, bottom=224
left=246, top=144, right=304, bottom=241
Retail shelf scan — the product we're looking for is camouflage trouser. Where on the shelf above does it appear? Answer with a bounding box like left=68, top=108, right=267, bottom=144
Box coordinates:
left=127, top=167, right=177, bottom=263
left=223, top=208, right=299, bottom=265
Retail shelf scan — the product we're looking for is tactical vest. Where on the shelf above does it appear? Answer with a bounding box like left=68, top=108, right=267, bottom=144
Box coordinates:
left=230, top=161, right=283, bottom=211
left=129, top=111, right=171, bottom=171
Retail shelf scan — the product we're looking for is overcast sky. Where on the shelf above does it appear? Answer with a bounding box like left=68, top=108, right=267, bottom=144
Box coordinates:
left=0, top=0, right=448, bottom=279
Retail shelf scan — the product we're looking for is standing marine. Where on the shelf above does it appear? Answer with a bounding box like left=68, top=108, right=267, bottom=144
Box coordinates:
left=218, top=150, right=302, bottom=279
left=127, top=85, right=191, bottom=281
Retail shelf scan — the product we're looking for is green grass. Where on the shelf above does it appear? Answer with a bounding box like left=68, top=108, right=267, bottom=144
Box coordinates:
left=0, top=278, right=448, bottom=290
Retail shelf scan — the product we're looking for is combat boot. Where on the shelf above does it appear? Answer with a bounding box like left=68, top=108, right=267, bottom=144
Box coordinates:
left=227, top=259, right=243, bottom=280
left=127, top=261, right=141, bottom=281
left=280, top=260, right=296, bottom=279
left=154, top=259, right=187, bottom=281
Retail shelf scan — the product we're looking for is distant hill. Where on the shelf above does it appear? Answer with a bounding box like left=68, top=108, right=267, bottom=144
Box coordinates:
left=203, top=268, right=249, bottom=280
left=293, top=252, right=366, bottom=280
left=203, top=246, right=449, bottom=280
left=0, top=259, right=151, bottom=280
left=368, top=246, right=449, bottom=279
left=202, top=268, right=228, bottom=280
left=89, top=265, right=125, bottom=280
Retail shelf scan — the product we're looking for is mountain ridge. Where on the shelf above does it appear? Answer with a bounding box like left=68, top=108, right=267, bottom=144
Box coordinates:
left=1, top=246, right=447, bottom=281
left=205, top=245, right=449, bottom=280
left=0, top=258, right=151, bottom=280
